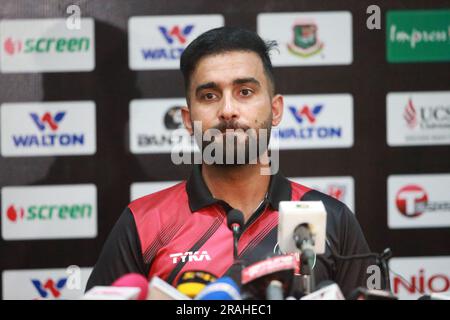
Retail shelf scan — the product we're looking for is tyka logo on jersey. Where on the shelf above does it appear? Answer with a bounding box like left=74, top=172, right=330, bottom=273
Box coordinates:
left=169, top=251, right=211, bottom=264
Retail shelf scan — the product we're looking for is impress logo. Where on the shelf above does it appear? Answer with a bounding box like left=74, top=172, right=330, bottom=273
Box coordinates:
left=388, top=174, right=450, bottom=229
left=387, top=91, right=450, bottom=146
left=0, top=18, right=95, bottom=73
left=1, top=101, right=96, bottom=157
left=32, top=278, right=67, bottom=299
left=386, top=9, right=450, bottom=63
left=129, top=15, right=223, bottom=70
left=1, top=184, right=97, bottom=240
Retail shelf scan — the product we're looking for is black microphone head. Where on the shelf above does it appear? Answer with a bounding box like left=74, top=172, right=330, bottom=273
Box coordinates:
left=227, top=209, right=244, bottom=230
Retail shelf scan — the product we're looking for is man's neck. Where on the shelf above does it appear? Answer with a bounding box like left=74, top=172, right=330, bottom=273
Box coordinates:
left=201, top=162, right=270, bottom=223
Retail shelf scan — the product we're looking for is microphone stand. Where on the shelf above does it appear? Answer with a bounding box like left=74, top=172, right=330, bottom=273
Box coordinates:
left=293, top=223, right=316, bottom=295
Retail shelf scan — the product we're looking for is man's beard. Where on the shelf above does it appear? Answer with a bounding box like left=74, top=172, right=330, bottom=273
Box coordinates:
left=195, top=115, right=272, bottom=166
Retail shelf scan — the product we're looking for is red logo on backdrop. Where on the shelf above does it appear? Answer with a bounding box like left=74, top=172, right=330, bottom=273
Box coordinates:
left=3, top=37, right=22, bottom=56
left=6, top=205, right=25, bottom=222
left=403, top=98, right=417, bottom=129
left=326, top=185, right=346, bottom=202
left=396, top=185, right=428, bottom=218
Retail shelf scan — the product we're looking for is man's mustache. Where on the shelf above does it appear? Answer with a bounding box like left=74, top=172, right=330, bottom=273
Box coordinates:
left=211, top=121, right=251, bottom=133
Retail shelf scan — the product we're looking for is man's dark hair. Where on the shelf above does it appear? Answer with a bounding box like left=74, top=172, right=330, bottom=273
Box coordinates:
left=180, top=26, right=277, bottom=98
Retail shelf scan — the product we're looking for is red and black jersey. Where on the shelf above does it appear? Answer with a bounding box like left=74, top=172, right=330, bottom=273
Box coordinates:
left=86, top=165, right=375, bottom=296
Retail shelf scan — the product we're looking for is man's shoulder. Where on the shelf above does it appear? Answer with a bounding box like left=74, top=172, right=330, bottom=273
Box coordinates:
left=128, top=181, right=188, bottom=217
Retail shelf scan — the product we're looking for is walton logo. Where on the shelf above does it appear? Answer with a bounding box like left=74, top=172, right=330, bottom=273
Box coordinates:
left=32, top=278, right=67, bottom=299
left=276, top=104, right=342, bottom=140
left=404, top=99, right=417, bottom=129
left=289, top=105, right=323, bottom=124
left=30, top=112, right=66, bottom=131
left=6, top=205, right=25, bottom=222
left=3, top=37, right=23, bottom=55
left=141, top=25, right=195, bottom=61
left=169, top=251, right=211, bottom=264
left=159, top=25, right=194, bottom=45
left=11, top=111, right=85, bottom=148
left=396, top=185, right=428, bottom=217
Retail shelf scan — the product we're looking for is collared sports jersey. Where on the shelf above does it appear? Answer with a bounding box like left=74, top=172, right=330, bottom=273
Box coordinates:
left=86, top=165, right=376, bottom=297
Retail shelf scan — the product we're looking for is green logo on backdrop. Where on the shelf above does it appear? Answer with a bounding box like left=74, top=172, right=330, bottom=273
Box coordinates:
left=386, top=9, right=450, bottom=63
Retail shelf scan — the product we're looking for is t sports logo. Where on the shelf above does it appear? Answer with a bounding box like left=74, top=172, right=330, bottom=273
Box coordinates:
left=395, top=184, right=450, bottom=218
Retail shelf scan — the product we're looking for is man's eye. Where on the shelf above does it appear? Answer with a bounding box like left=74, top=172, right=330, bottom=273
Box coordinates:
left=240, top=88, right=253, bottom=96
left=203, top=93, right=216, bottom=100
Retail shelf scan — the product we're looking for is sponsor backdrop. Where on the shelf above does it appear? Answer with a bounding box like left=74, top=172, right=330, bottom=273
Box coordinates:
left=0, top=0, right=449, bottom=300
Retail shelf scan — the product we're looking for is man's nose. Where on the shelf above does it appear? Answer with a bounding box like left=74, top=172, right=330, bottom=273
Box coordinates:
left=218, top=93, right=240, bottom=121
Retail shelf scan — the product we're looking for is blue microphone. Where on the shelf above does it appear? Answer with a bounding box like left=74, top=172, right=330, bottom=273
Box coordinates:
left=195, top=276, right=242, bottom=300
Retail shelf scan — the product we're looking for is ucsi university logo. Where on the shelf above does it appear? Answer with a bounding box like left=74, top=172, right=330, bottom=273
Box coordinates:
left=170, top=251, right=211, bottom=264
left=32, top=278, right=67, bottom=299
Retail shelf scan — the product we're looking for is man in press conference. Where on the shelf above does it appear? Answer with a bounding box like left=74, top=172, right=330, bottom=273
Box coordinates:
left=86, top=27, right=378, bottom=298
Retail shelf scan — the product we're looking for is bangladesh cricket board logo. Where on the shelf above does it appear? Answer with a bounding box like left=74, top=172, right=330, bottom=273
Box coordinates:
left=287, top=19, right=324, bottom=58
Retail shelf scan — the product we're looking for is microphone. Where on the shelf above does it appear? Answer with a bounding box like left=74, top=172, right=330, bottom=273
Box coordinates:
left=241, top=254, right=297, bottom=300
left=266, top=280, right=283, bottom=300
left=175, top=270, right=217, bottom=298
left=83, top=273, right=148, bottom=300
left=195, top=277, right=242, bottom=300
left=227, top=209, right=244, bottom=262
left=278, top=201, right=327, bottom=294
left=300, top=281, right=345, bottom=300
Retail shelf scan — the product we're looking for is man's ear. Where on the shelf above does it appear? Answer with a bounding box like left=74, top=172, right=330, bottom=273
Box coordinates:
left=181, top=106, right=193, bottom=135
left=271, top=94, right=284, bottom=127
